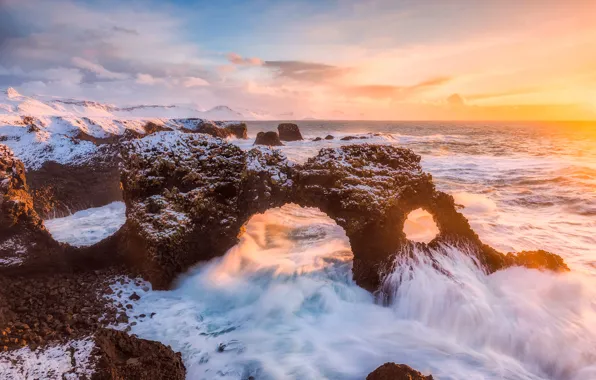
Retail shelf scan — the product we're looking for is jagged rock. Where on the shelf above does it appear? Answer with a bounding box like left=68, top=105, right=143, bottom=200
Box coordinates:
left=313, top=137, right=322, bottom=141
left=254, top=131, right=284, bottom=146
left=119, top=132, right=293, bottom=288
left=225, top=122, right=248, bottom=139
left=0, top=145, right=65, bottom=272
left=505, top=249, right=569, bottom=272
left=278, top=123, right=303, bottom=141
left=119, top=134, right=568, bottom=291
left=91, top=329, right=186, bottom=380
left=366, top=363, right=433, bottom=380
left=194, top=120, right=234, bottom=139
left=143, top=121, right=173, bottom=135
left=325, top=135, right=334, bottom=140
left=28, top=154, right=122, bottom=219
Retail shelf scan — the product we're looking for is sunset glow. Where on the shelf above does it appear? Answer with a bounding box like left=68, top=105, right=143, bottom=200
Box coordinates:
left=1, top=0, right=595, bottom=120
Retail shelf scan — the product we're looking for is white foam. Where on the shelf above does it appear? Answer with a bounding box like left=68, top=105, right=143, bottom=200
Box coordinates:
left=109, top=206, right=596, bottom=380
left=44, top=202, right=126, bottom=247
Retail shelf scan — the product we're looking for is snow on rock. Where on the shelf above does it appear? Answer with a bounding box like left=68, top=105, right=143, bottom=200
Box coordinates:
left=44, top=202, right=126, bottom=247
left=0, top=338, right=96, bottom=380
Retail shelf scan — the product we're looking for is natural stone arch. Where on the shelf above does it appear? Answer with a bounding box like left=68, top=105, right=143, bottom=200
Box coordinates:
left=117, top=132, right=568, bottom=291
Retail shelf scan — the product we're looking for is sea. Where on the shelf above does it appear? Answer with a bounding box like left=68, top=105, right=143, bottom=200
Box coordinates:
left=48, top=121, right=596, bottom=379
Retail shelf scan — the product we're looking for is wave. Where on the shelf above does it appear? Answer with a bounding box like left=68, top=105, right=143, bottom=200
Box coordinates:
left=110, top=205, right=596, bottom=380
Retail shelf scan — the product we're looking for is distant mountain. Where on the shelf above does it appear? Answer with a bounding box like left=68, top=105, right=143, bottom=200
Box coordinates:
left=0, top=87, right=277, bottom=121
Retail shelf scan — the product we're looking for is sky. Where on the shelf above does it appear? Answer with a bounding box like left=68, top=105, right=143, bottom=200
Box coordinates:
left=1, top=0, right=595, bottom=120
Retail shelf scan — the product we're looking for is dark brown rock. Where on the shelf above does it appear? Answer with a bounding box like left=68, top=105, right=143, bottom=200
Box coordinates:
left=325, top=135, right=334, bottom=140
left=340, top=135, right=366, bottom=141
left=118, top=134, right=569, bottom=291
left=143, top=121, right=173, bottom=135
left=28, top=157, right=122, bottom=219
left=254, top=131, right=284, bottom=146
left=313, top=137, right=322, bottom=141
left=225, top=122, right=248, bottom=139
left=505, top=249, right=570, bottom=272
left=91, top=328, right=186, bottom=380
left=277, top=123, right=303, bottom=141
left=367, top=363, right=433, bottom=380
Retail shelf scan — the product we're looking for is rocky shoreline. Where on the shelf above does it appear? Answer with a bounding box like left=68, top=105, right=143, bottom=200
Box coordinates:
left=0, top=119, right=570, bottom=378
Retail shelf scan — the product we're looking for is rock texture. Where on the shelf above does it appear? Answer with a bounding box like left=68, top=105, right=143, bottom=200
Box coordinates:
left=28, top=153, right=122, bottom=219
left=91, top=329, right=186, bottom=380
left=254, top=131, right=284, bottom=146
left=367, top=363, right=433, bottom=380
left=0, top=145, right=64, bottom=271
left=119, top=133, right=569, bottom=291
left=225, top=122, right=248, bottom=139
left=119, top=132, right=293, bottom=288
left=278, top=123, right=303, bottom=141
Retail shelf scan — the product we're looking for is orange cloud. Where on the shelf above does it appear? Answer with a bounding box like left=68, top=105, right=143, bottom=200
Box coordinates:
left=227, top=53, right=263, bottom=66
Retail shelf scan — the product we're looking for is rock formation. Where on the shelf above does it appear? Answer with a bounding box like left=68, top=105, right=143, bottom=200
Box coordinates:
left=278, top=123, right=303, bottom=141
left=91, top=329, right=186, bottom=380
left=254, top=131, right=284, bottom=146
left=118, top=133, right=569, bottom=291
left=0, top=145, right=65, bottom=272
left=325, top=135, right=334, bottom=140
left=366, top=363, right=433, bottom=380
left=225, top=122, right=248, bottom=139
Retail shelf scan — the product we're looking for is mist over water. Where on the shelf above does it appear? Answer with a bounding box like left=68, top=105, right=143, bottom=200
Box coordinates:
left=109, top=121, right=596, bottom=379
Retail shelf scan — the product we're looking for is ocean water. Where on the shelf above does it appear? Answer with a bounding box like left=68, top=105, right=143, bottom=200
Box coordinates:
left=83, top=121, right=595, bottom=379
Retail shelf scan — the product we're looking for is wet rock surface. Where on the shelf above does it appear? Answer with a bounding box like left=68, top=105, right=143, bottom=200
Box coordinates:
left=278, top=123, right=303, bottom=141
left=92, top=328, right=186, bottom=380
left=119, top=133, right=568, bottom=291
left=366, top=362, right=433, bottom=380
left=254, top=131, right=284, bottom=146
left=225, top=122, right=248, bottom=139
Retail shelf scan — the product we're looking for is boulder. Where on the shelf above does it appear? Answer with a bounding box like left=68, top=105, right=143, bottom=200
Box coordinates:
left=91, top=329, right=186, bottom=380
left=313, top=137, right=322, bottom=141
left=324, top=135, right=334, bottom=140
left=278, top=123, right=303, bottom=141
left=254, top=131, right=284, bottom=146
left=195, top=121, right=234, bottom=139
left=225, top=122, right=248, bottom=139
left=119, top=134, right=569, bottom=291
left=367, top=363, right=433, bottom=380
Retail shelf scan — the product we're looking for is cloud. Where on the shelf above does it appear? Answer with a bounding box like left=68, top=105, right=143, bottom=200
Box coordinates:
left=182, top=77, right=209, bottom=87
left=345, top=76, right=452, bottom=100
left=264, top=61, right=349, bottom=82
left=112, top=26, right=139, bottom=36
left=447, top=93, right=465, bottom=106
left=71, top=57, right=128, bottom=80
left=227, top=53, right=263, bottom=66
left=136, top=73, right=161, bottom=86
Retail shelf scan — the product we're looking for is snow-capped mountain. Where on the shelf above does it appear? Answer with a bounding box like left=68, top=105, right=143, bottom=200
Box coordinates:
left=0, top=87, right=273, bottom=121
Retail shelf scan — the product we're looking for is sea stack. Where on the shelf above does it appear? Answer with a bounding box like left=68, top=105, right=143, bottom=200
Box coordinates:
left=254, top=131, right=284, bottom=146
left=278, top=123, right=303, bottom=141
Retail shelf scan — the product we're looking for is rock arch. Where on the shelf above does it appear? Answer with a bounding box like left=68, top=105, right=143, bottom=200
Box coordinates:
left=117, top=132, right=567, bottom=291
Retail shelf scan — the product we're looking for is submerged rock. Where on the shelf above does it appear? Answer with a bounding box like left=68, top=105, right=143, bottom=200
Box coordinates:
left=254, top=131, right=284, bottom=146
left=367, top=363, right=433, bottom=380
left=313, top=137, right=323, bottom=141
left=278, top=123, right=303, bottom=141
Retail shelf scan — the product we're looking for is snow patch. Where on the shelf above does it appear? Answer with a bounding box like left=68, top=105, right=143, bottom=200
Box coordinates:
left=0, top=338, right=96, bottom=380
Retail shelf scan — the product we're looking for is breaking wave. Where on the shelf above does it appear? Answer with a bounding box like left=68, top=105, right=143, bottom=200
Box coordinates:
left=112, top=204, right=596, bottom=380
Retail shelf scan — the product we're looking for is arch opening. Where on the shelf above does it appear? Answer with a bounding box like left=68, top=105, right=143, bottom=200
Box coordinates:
left=217, top=203, right=353, bottom=280
left=403, top=208, right=440, bottom=244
